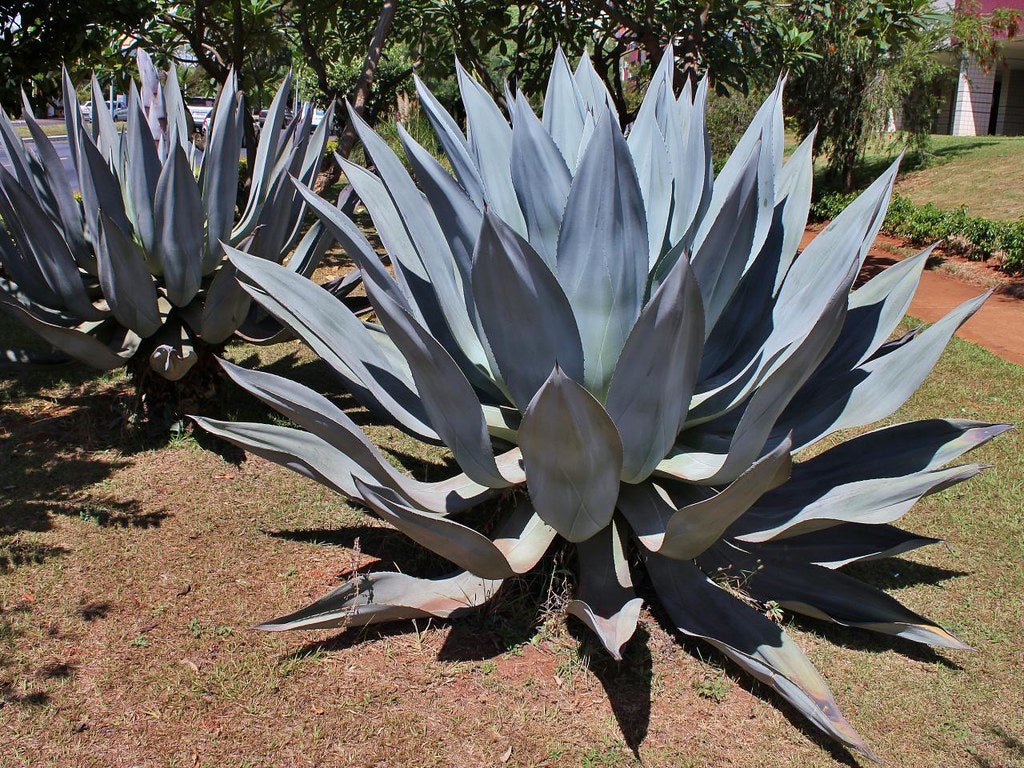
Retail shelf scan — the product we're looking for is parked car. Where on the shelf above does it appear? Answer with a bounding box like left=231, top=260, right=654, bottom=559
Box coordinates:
left=186, top=96, right=216, bottom=130
left=81, top=99, right=128, bottom=122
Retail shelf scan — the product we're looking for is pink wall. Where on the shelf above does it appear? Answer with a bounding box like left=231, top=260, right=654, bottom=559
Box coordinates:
left=968, top=0, right=1024, bottom=12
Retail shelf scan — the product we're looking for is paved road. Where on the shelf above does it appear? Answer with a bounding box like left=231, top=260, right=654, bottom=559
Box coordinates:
left=0, top=134, right=78, bottom=189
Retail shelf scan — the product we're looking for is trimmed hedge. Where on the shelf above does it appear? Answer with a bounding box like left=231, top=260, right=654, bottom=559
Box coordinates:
left=811, top=192, right=1024, bottom=273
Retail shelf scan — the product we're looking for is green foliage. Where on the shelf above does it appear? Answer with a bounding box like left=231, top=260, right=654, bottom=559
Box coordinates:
left=0, top=0, right=156, bottom=114
left=786, top=0, right=953, bottom=190
left=812, top=192, right=1024, bottom=272
left=705, top=87, right=767, bottom=171
left=198, top=47, right=1006, bottom=759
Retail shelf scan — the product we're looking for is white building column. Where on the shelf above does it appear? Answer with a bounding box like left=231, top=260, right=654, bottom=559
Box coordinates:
left=951, top=55, right=996, bottom=136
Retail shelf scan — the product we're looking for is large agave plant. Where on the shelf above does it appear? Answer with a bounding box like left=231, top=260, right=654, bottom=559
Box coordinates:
left=0, top=55, right=342, bottom=384
left=196, top=48, right=1008, bottom=756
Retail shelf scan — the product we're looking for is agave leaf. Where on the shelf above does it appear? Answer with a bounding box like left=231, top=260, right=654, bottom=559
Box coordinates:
left=365, top=276, right=514, bottom=488
left=200, top=71, right=243, bottom=270
left=19, top=100, right=91, bottom=264
left=605, top=255, right=705, bottom=483
left=793, top=419, right=1009, bottom=484
left=510, top=95, right=571, bottom=269
left=623, top=435, right=792, bottom=559
left=455, top=61, right=525, bottom=233
left=163, top=65, right=192, bottom=150
left=472, top=212, right=583, bottom=410
left=0, top=103, right=34, bottom=191
left=687, top=138, right=764, bottom=332
left=780, top=292, right=990, bottom=450
left=709, top=548, right=969, bottom=650
left=75, top=129, right=132, bottom=246
left=293, top=179, right=402, bottom=303
left=257, top=495, right=553, bottom=633
left=126, top=85, right=162, bottom=257
left=567, top=521, right=644, bottom=661
left=348, top=106, right=491, bottom=380
left=97, top=213, right=161, bottom=336
left=627, top=46, right=675, bottom=267
left=89, top=76, right=121, bottom=164
left=228, top=247, right=437, bottom=441
left=557, top=109, right=647, bottom=395
left=663, top=255, right=852, bottom=485
left=0, top=291, right=128, bottom=369
left=414, top=73, right=484, bottom=206
left=61, top=68, right=84, bottom=163
left=200, top=261, right=252, bottom=343
left=149, top=321, right=197, bottom=381
left=195, top=414, right=381, bottom=497
left=732, top=419, right=1008, bottom=541
left=736, top=463, right=985, bottom=543
left=257, top=570, right=504, bottom=632
left=518, top=367, right=622, bottom=542
left=574, top=51, right=618, bottom=125
left=397, top=123, right=480, bottom=285
left=246, top=72, right=292, bottom=207
left=0, top=169, right=105, bottom=321
left=492, top=496, right=558, bottom=573
left=817, top=248, right=931, bottom=380
left=543, top=46, right=587, bottom=172
left=207, top=364, right=521, bottom=514
left=772, top=130, right=816, bottom=292
left=645, top=554, right=874, bottom=759
left=670, top=76, right=713, bottom=246
left=691, top=163, right=897, bottom=423
left=154, top=143, right=203, bottom=305
left=749, top=523, right=941, bottom=569
left=0, top=220, right=61, bottom=306
left=353, top=479, right=517, bottom=579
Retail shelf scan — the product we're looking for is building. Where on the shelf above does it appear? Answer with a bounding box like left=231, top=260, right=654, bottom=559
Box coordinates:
left=940, top=0, right=1024, bottom=135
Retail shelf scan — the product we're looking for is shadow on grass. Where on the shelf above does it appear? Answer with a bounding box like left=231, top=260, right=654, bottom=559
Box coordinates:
left=972, top=724, right=1024, bottom=766
left=0, top=540, right=70, bottom=571
left=567, top=619, right=653, bottom=759
left=267, top=524, right=457, bottom=579
left=842, top=556, right=968, bottom=591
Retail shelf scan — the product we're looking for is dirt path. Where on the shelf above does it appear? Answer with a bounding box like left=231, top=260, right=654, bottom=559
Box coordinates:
left=801, top=229, right=1024, bottom=366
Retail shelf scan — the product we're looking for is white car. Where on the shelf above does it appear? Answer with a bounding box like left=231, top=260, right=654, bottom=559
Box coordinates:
left=81, top=100, right=128, bottom=122
left=186, top=97, right=216, bottom=131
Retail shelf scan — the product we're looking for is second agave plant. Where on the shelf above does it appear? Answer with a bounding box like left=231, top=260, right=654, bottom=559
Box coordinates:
left=0, top=53, right=347, bottom=417
left=196, top=47, right=1007, bottom=757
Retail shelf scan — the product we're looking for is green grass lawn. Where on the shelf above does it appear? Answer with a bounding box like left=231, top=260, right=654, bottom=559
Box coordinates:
left=12, top=122, right=68, bottom=139
left=824, top=134, right=1024, bottom=222
left=0, top=305, right=1021, bottom=767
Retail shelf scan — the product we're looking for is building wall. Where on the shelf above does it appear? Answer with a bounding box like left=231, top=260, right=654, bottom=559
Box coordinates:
left=952, top=57, right=997, bottom=135
left=1002, top=67, right=1024, bottom=132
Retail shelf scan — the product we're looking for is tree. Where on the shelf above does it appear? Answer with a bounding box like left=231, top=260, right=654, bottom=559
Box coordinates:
left=0, top=0, right=155, bottom=114
left=396, top=1, right=815, bottom=124
left=785, top=0, right=947, bottom=191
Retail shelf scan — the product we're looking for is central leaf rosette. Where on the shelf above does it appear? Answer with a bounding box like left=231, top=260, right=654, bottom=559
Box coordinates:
left=195, top=46, right=1005, bottom=759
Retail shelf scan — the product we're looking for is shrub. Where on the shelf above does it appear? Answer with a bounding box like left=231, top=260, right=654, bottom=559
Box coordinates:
left=812, top=191, right=1024, bottom=272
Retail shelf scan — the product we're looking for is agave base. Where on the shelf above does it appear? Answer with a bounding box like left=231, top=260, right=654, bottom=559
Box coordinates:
left=127, top=339, right=225, bottom=432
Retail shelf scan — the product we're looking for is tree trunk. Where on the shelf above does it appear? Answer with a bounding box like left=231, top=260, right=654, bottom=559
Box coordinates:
left=334, top=0, right=399, bottom=161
